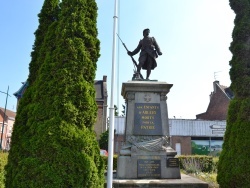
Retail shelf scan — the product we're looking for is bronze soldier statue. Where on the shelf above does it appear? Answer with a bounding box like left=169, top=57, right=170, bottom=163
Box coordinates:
left=127, top=28, right=162, bottom=80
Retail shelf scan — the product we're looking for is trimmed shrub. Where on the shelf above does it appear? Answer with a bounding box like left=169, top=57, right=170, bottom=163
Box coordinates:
left=101, top=155, right=118, bottom=170
left=178, top=155, right=213, bottom=173
left=99, top=130, right=109, bottom=151
left=212, top=157, right=219, bottom=173
left=0, top=152, right=8, bottom=188
left=5, top=0, right=104, bottom=187
left=217, top=0, right=250, bottom=187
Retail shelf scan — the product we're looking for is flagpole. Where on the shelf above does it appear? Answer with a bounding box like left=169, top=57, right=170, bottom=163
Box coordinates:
left=107, top=0, right=118, bottom=187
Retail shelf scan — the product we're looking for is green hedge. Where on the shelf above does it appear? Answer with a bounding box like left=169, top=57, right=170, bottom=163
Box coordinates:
left=101, top=155, right=118, bottom=170
left=0, top=152, right=8, bottom=188
left=212, top=157, right=219, bottom=172
left=178, top=155, right=213, bottom=173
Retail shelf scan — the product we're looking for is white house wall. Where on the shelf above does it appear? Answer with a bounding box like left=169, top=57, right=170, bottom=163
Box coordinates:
left=114, top=117, right=126, bottom=135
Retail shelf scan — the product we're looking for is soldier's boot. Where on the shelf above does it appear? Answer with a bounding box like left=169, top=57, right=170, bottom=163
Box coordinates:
left=146, top=70, right=151, bottom=80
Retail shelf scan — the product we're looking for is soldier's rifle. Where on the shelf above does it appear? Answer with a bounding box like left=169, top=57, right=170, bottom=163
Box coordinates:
left=116, top=33, right=144, bottom=79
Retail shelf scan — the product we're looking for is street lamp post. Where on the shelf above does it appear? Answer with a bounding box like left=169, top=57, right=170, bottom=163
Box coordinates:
left=0, top=86, right=11, bottom=150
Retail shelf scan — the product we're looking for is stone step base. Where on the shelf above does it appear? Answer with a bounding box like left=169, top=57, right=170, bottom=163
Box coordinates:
left=105, top=174, right=209, bottom=188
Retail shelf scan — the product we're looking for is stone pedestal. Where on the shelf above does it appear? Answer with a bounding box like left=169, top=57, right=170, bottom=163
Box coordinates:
left=117, top=81, right=181, bottom=179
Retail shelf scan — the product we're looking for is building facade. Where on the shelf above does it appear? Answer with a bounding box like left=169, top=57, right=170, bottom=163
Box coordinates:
left=0, top=108, right=16, bottom=150
left=196, top=80, right=233, bottom=120
left=169, top=119, right=225, bottom=155
left=94, top=75, right=108, bottom=139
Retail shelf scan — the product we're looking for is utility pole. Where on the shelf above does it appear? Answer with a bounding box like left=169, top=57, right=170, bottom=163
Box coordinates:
left=0, top=86, right=11, bottom=150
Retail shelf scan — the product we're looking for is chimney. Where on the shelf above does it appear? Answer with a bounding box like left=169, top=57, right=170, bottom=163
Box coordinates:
left=103, top=75, right=107, bottom=82
left=213, top=80, right=219, bottom=93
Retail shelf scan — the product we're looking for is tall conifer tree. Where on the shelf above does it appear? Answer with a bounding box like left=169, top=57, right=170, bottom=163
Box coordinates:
left=5, top=0, right=60, bottom=187
left=217, top=0, right=250, bottom=187
left=29, top=0, right=60, bottom=84
left=5, top=0, right=104, bottom=187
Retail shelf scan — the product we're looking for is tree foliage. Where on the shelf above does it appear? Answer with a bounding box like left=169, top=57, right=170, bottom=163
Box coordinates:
left=121, top=104, right=126, bottom=117
left=5, top=0, right=104, bottom=187
left=0, top=152, right=8, bottom=188
left=28, top=0, right=60, bottom=84
left=217, top=0, right=250, bottom=187
left=114, top=105, right=118, bottom=116
left=5, top=1, right=60, bottom=186
left=99, top=129, right=109, bottom=151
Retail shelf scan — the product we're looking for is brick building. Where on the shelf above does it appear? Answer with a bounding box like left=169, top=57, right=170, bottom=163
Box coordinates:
left=170, top=81, right=233, bottom=155
left=169, top=119, right=226, bottom=155
left=0, top=108, right=16, bottom=150
left=94, top=75, right=108, bottom=139
left=196, top=80, right=233, bottom=120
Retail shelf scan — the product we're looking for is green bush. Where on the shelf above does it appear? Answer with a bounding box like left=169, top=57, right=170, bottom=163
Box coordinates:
left=5, top=0, right=104, bottom=187
left=99, top=130, right=109, bottom=151
left=178, top=155, right=213, bottom=173
left=212, top=157, right=219, bottom=173
left=217, top=1, right=250, bottom=187
left=0, top=152, right=8, bottom=188
left=101, top=155, right=118, bottom=170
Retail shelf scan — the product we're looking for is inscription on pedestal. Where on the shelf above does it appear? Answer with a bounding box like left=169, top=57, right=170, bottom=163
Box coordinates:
left=167, top=158, right=179, bottom=168
left=138, top=159, right=161, bottom=178
left=134, top=103, right=162, bottom=135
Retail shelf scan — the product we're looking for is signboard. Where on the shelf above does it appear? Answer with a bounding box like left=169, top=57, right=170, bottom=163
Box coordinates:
left=209, top=125, right=226, bottom=129
left=134, top=103, right=162, bottom=135
left=210, top=124, right=226, bottom=135
left=212, top=130, right=225, bottom=135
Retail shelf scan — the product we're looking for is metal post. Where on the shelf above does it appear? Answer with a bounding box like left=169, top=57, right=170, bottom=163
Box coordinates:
left=117, top=0, right=120, bottom=115
left=107, top=0, right=118, bottom=187
left=0, top=86, right=10, bottom=150
left=102, top=105, right=108, bottom=133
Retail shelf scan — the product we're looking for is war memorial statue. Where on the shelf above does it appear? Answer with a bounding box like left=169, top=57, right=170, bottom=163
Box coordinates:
left=127, top=28, right=162, bottom=80
left=116, top=39, right=181, bottom=179
left=114, top=29, right=208, bottom=187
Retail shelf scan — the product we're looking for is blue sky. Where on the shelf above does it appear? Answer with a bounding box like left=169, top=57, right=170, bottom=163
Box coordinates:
left=0, top=0, right=235, bottom=119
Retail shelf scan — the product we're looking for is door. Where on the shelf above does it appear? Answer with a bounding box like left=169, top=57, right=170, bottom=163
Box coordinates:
left=175, top=143, right=181, bottom=155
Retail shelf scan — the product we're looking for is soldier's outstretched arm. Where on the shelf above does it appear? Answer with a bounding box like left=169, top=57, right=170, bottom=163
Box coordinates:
left=130, top=40, right=142, bottom=56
